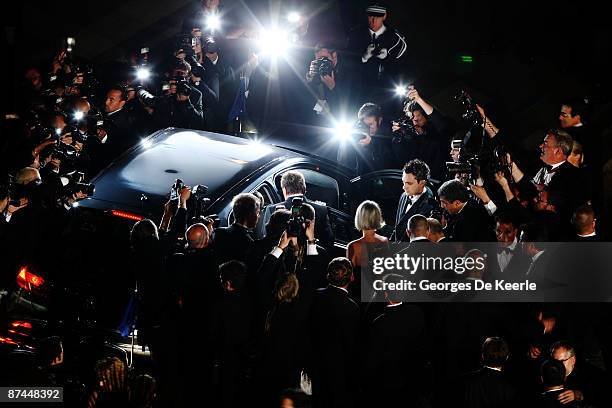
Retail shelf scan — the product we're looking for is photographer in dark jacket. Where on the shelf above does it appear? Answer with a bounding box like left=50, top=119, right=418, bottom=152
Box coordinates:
left=213, top=192, right=260, bottom=264
left=337, top=102, right=394, bottom=175
left=392, top=88, right=454, bottom=181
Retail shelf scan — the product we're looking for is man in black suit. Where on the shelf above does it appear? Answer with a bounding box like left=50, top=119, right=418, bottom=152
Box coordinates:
left=213, top=193, right=260, bottom=264
left=551, top=341, right=607, bottom=407
left=510, top=129, right=589, bottom=219
left=461, top=337, right=517, bottom=408
left=572, top=204, right=598, bottom=242
left=364, top=273, right=429, bottom=407
left=407, top=214, right=431, bottom=243
left=427, top=217, right=446, bottom=242
left=310, top=258, right=360, bottom=408
left=392, top=159, right=437, bottom=242
left=537, top=359, right=576, bottom=407
left=492, top=214, right=530, bottom=280
left=260, top=170, right=334, bottom=250
left=519, top=223, right=559, bottom=289
left=438, top=180, right=495, bottom=242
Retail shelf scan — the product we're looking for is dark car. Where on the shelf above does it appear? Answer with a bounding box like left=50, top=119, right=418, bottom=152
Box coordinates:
left=4, top=128, right=405, bottom=331
left=78, top=127, right=405, bottom=248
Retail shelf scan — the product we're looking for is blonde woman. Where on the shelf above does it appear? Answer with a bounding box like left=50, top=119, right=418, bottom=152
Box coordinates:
left=347, top=200, right=389, bottom=270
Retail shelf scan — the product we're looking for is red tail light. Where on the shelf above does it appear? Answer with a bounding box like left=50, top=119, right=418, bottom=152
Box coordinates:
left=110, top=210, right=144, bottom=221
left=0, top=337, right=18, bottom=345
left=16, top=267, right=45, bottom=291
left=11, top=321, right=33, bottom=329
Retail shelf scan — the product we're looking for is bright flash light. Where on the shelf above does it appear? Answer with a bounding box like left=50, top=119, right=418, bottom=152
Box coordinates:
left=395, top=85, right=408, bottom=97
left=258, top=28, right=292, bottom=57
left=55, top=128, right=62, bottom=136
left=206, top=14, right=221, bottom=32
left=334, top=121, right=354, bottom=142
left=73, top=111, right=84, bottom=121
left=141, top=138, right=152, bottom=149
left=287, top=12, right=301, bottom=23
left=136, top=67, right=151, bottom=81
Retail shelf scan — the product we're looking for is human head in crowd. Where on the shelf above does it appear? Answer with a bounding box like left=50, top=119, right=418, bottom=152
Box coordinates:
left=366, top=3, right=387, bottom=32
left=219, top=260, right=248, bottom=292
left=567, top=140, right=583, bottom=168
left=540, top=359, right=566, bottom=388
left=130, top=219, right=159, bottom=251
left=519, top=222, right=549, bottom=256
left=25, top=68, right=43, bottom=91
left=232, top=193, right=261, bottom=228
left=481, top=337, right=509, bottom=369
left=201, top=0, right=220, bottom=14
left=572, top=205, right=596, bottom=236
left=559, top=97, right=588, bottom=128
left=539, top=129, right=573, bottom=166
left=437, top=180, right=469, bottom=214
left=354, top=200, right=383, bottom=232
left=407, top=214, right=429, bottom=241
left=402, top=159, right=430, bottom=197
left=408, top=104, right=428, bottom=135
left=382, top=273, right=404, bottom=304
left=274, top=273, right=299, bottom=304
left=186, top=223, right=210, bottom=249
left=326, top=257, right=354, bottom=288
left=15, top=167, right=41, bottom=186
left=266, top=208, right=292, bottom=239
left=495, top=213, right=519, bottom=247
left=551, top=341, right=576, bottom=378
left=358, top=102, right=383, bottom=137
left=280, top=170, right=306, bottom=198
left=426, top=217, right=445, bottom=242
left=279, top=388, right=311, bottom=408
left=314, top=43, right=338, bottom=69
left=464, top=248, right=486, bottom=279
left=105, top=85, right=128, bottom=114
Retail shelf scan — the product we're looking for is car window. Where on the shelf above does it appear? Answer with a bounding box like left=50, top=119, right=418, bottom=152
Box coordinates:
left=351, top=175, right=403, bottom=227
left=276, top=169, right=340, bottom=209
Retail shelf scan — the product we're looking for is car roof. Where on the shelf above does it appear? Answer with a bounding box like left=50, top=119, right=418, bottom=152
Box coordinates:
left=85, top=128, right=301, bottom=212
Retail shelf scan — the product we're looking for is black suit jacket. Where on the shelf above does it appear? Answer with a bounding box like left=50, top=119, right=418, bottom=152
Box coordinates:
left=260, top=195, right=335, bottom=250
left=213, top=223, right=254, bottom=264
left=461, top=367, right=518, bottom=408
left=490, top=244, right=532, bottom=281
left=393, top=187, right=437, bottom=242
left=310, top=285, right=360, bottom=408
left=445, top=201, right=496, bottom=242
left=517, top=161, right=589, bottom=217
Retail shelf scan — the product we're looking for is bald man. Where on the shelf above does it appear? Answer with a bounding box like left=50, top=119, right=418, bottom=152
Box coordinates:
left=186, top=223, right=211, bottom=249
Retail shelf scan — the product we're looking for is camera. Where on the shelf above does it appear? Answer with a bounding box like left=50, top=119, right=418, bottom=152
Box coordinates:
left=391, top=117, right=418, bottom=144
left=169, top=178, right=211, bottom=220
left=314, top=57, right=333, bottom=78
left=287, top=197, right=306, bottom=239
left=454, top=90, right=483, bottom=127
left=176, top=34, right=196, bottom=58
left=203, top=36, right=219, bottom=54
left=63, top=171, right=95, bottom=196
left=446, top=144, right=512, bottom=185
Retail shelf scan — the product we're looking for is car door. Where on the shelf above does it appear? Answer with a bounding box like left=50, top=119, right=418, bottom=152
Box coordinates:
left=349, top=170, right=405, bottom=238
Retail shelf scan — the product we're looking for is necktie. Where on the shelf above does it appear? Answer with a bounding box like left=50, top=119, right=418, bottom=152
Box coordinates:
left=372, top=32, right=377, bottom=42
left=405, top=196, right=415, bottom=213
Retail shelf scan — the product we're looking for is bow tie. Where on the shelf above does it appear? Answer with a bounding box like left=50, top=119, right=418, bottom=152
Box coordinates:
left=544, top=164, right=560, bottom=173
left=498, top=246, right=514, bottom=254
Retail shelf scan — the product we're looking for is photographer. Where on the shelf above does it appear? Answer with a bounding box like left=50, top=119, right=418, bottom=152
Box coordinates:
left=138, top=69, right=204, bottom=130
left=213, top=193, right=260, bottom=264
left=304, top=44, right=349, bottom=120
left=336, top=102, right=394, bottom=175
left=392, top=88, right=454, bottom=181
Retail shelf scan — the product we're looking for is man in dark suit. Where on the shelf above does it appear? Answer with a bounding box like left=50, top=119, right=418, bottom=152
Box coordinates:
left=364, top=273, right=429, bottom=407
left=260, top=170, right=334, bottom=250
left=572, top=204, right=598, bottom=242
left=492, top=214, right=531, bottom=280
left=461, top=337, right=518, bottom=408
left=536, top=359, right=577, bottom=407
left=213, top=193, right=260, bottom=264
left=310, top=258, right=360, bottom=408
left=511, top=129, right=589, bottom=220
left=393, top=159, right=437, bottom=242
left=438, top=180, right=495, bottom=242
left=427, top=217, right=446, bottom=242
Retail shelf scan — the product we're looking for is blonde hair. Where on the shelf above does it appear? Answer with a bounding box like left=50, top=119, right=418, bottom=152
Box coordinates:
left=354, top=200, right=383, bottom=231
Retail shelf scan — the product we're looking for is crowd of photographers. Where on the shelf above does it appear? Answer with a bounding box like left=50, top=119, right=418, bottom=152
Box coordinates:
left=1, top=0, right=611, bottom=407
